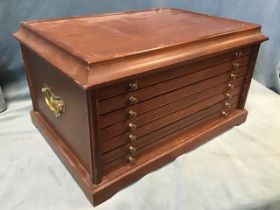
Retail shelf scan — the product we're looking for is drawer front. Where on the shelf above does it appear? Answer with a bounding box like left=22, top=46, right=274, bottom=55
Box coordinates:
left=94, top=47, right=252, bottom=175
left=98, top=55, right=249, bottom=115
left=98, top=46, right=252, bottom=101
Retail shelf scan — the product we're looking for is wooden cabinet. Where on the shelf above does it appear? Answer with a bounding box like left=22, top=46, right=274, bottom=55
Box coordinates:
left=14, top=8, right=267, bottom=206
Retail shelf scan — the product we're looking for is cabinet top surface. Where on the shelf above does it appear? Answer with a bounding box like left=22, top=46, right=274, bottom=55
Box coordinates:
left=18, top=8, right=259, bottom=64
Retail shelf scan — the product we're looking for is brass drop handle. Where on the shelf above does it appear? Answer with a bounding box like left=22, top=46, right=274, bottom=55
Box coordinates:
left=228, top=83, right=234, bottom=90
left=128, top=81, right=138, bottom=91
left=129, top=146, right=137, bottom=155
left=128, top=123, right=137, bottom=131
left=230, top=73, right=237, bottom=80
left=235, top=52, right=242, bottom=58
left=225, top=93, right=232, bottom=99
left=128, top=110, right=137, bottom=118
left=224, top=102, right=231, bottom=108
left=221, top=111, right=228, bottom=117
left=41, top=85, right=65, bottom=117
left=233, top=62, right=240, bottom=69
left=128, top=134, right=137, bottom=142
left=128, top=156, right=136, bottom=164
left=128, top=96, right=138, bottom=105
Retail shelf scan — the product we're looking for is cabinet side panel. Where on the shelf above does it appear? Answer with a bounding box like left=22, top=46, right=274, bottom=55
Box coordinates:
left=22, top=46, right=92, bottom=173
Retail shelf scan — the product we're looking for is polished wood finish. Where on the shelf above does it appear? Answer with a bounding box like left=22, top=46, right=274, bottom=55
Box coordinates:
left=14, top=8, right=267, bottom=206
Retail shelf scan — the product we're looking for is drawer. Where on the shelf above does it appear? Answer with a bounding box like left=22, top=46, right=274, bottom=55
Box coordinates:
left=98, top=55, right=249, bottom=115
left=100, top=75, right=245, bottom=141
left=99, top=66, right=247, bottom=128
left=100, top=91, right=241, bottom=160
left=98, top=46, right=252, bottom=101
left=102, top=103, right=238, bottom=175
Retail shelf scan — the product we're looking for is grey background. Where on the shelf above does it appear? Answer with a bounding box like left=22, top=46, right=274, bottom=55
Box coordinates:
left=0, top=0, right=279, bottom=111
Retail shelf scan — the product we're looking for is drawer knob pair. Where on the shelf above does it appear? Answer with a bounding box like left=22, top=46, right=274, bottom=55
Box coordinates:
left=230, top=73, right=237, bottom=80
left=235, top=52, right=242, bottom=58
left=129, top=96, right=138, bottom=105
left=233, top=62, right=240, bottom=69
left=128, top=123, right=137, bottom=131
left=128, top=146, right=137, bottom=164
left=128, top=81, right=138, bottom=91
left=228, top=83, right=234, bottom=90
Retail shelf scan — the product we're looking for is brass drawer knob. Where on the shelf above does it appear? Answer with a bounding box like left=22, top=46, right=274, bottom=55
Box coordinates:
left=129, top=96, right=138, bottom=105
left=224, top=102, right=231, bottom=108
left=228, top=83, right=234, bottom=90
left=128, top=156, right=136, bottom=164
left=128, top=110, right=137, bottom=118
left=128, top=122, right=137, bottom=131
left=233, top=62, right=240, bottom=69
left=128, top=134, right=137, bottom=142
left=235, top=52, right=242, bottom=58
left=128, top=81, right=138, bottom=91
left=225, top=93, right=232, bottom=99
left=221, top=111, right=228, bottom=117
left=230, top=73, right=237, bottom=80
left=129, top=146, right=137, bottom=155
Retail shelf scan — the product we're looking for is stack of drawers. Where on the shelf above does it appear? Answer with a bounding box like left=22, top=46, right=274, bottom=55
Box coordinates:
left=97, top=47, right=252, bottom=175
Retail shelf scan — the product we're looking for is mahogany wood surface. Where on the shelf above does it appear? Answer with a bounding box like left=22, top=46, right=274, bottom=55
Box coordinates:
left=14, top=8, right=268, bottom=207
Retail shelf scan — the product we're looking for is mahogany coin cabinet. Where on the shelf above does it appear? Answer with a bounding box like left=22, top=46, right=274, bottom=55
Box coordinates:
left=14, top=8, right=267, bottom=206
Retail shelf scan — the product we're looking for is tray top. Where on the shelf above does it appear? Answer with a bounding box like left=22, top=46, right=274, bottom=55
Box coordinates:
left=18, top=8, right=258, bottom=64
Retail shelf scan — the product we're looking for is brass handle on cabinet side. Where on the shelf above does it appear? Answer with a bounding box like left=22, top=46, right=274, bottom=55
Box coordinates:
left=41, top=85, right=65, bottom=117
left=128, top=110, right=137, bottom=118
left=128, top=123, right=137, bottom=131
left=128, top=81, right=138, bottom=91
left=128, top=134, right=137, bottom=142
left=128, top=96, right=138, bottom=105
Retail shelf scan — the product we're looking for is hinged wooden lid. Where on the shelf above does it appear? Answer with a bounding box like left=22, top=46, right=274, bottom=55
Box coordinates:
left=14, top=8, right=268, bottom=89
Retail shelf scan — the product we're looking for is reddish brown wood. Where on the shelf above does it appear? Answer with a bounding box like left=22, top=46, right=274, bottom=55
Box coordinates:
left=14, top=8, right=267, bottom=207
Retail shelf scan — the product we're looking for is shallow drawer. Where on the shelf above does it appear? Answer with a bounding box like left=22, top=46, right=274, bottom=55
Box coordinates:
left=102, top=103, right=238, bottom=175
left=98, top=56, right=249, bottom=115
left=99, top=66, right=247, bottom=128
left=100, top=75, right=245, bottom=141
left=98, top=46, right=252, bottom=101
left=100, top=91, right=241, bottom=161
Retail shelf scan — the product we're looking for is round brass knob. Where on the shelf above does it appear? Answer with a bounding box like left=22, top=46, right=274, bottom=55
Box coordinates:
left=224, top=102, right=231, bottom=108
left=235, top=52, right=242, bottom=58
left=233, top=62, right=240, bottom=69
left=225, top=93, right=232, bottom=99
left=228, top=83, right=234, bottom=90
left=129, top=146, right=137, bottom=155
left=128, top=110, right=137, bottom=118
left=128, top=82, right=138, bottom=91
left=128, top=122, right=137, bottom=131
left=221, top=111, right=228, bottom=117
left=129, top=96, right=138, bottom=105
left=230, top=73, right=237, bottom=80
left=128, top=134, right=137, bottom=142
left=128, top=156, right=136, bottom=164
